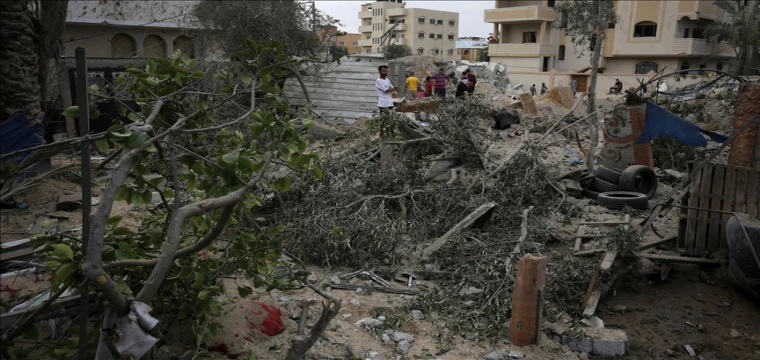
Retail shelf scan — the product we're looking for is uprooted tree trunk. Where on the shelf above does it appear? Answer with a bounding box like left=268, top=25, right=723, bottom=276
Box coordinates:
left=584, top=2, right=605, bottom=173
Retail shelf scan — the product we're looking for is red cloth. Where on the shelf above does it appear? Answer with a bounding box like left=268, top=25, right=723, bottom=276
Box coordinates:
left=425, top=81, right=433, bottom=96
left=466, top=73, right=477, bottom=90
left=246, top=301, right=284, bottom=336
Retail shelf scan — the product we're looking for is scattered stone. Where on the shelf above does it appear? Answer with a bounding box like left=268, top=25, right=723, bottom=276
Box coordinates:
left=698, top=271, right=715, bottom=286
left=555, top=328, right=628, bottom=356
left=350, top=299, right=360, bottom=306
left=459, top=286, right=484, bottom=296
left=382, top=333, right=391, bottom=343
left=411, top=310, right=425, bottom=320
left=396, top=340, right=412, bottom=355
left=330, top=276, right=341, bottom=285
left=392, top=332, right=414, bottom=343
left=483, top=351, right=504, bottom=360
left=356, top=288, right=365, bottom=295
left=307, top=123, right=342, bottom=140
left=684, top=344, right=696, bottom=356
left=580, top=316, right=604, bottom=328
left=610, top=305, right=628, bottom=313
left=354, top=317, right=384, bottom=329
left=508, top=350, right=525, bottom=359
left=730, top=328, right=741, bottom=339
left=664, top=169, right=687, bottom=180
left=342, top=313, right=352, bottom=318
left=279, top=295, right=290, bottom=303
left=418, top=112, right=428, bottom=121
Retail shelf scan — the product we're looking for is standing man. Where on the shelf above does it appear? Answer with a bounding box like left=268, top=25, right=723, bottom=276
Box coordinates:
left=569, top=78, right=577, bottom=97
left=530, top=84, right=537, bottom=96
left=463, top=69, right=477, bottom=94
left=405, top=71, right=419, bottom=99
left=376, top=65, right=397, bottom=112
left=432, top=68, right=449, bottom=99
left=540, top=83, right=548, bottom=94
left=456, top=78, right=474, bottom=104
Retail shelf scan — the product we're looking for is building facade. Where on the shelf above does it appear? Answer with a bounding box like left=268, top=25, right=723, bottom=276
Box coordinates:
left=485, top=0, right=736, bottom=91
left=359, top=0, right=461, bottom=60
left=456, top=37, right=489, bottom=61
left=318, top=26, right=362, bottom=55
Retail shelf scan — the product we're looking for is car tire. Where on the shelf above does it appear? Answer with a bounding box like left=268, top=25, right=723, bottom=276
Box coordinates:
left=618, top=165, right=658, bottom=199
left=582, top=188, right=600, bottom=200
left=597, top=191, right=649, bottom=210
left=591, top=177, right=620, bottom=193
left=595, top=166, right=623, bottom=184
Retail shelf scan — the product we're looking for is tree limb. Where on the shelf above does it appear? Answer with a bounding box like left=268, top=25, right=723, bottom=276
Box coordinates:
left=284, top=283, right=341, bottom=360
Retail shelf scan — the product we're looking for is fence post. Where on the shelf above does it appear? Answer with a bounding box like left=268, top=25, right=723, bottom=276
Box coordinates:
left=509, top=254, right=547, bottom=346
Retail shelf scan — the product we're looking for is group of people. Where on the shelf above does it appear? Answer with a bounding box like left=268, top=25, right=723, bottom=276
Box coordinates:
left=529, top=78, right=580, bottom=97
left=376, top=65, right=478, bottom=111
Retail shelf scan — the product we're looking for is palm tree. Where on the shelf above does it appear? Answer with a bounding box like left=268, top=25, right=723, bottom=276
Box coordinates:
left=704, top=0, right=760, bottom=75
left=0, top=0, right=68, bottom=122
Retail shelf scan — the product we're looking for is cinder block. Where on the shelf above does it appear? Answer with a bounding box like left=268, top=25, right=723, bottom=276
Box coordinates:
left=551, top=328, right=627, bottom=357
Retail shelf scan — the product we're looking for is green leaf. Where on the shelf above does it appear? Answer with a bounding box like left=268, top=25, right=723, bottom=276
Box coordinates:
left=222, top=150, right=240, bottom=164
left=312, top=166, right=323, bottom=180
left=88, top=84, right=100, bottom=94
left=127, top=112, right=142, bottom=122
left=126, top=68, right=147, bottom=77
left=115, top=249, right=137, bottom=260
left=107, top=215, right=123, bottom=226
left=50, top=244, right=74, bottom=261
left=112, top=227, right=132, bottom=236
left=272, top=177, right=291, bottom=192
left=197, top=289, right=211, bottom=300
left=62, top=106, right=79, bottom=118
left=241, top=72, right=252, bottom=84
left=115, top=278, right=134, bottom=296
left=148, top=176, right=165, bottom=186
left=302, top=115, right=315, bottom=129
left=190, top=70, right=205, bottom=80
left=238, top=156, right=255, bottom=172
left=147, top=59, right=157, bottom=74
left=115, top=186, right=131, bottom=201
left=253, top=277, right=265, bottom=288
left=95, top=139, right=110, bottom=154
left=54, top=263, right=75, bottom=289
left=163, top=188, right=175, bottom=198
left=129, top=131, right=149, bottom=149
left=237, top=286, right=253, bottom=298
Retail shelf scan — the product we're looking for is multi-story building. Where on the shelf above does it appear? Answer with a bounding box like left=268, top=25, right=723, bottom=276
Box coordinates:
left=358, top=0, right=460, bottom=61
left=456, top=37, right=490, bottom=61
left=484, top=0, right=736, bottom=91
left=318, top=26, right=362, bottom=55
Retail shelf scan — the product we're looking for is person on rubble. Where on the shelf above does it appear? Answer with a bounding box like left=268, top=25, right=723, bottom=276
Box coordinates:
left=425, top=76, right=434, bottom=97
left=456, top=78, right=475, bottom=104
left=463, top=69, right=477, bottom=94
left=540, top=83, right=548, bottom=94
left=569, top=77, right=577, bottom=97
left=405, top=71, right=419, bottom=99
left=432, top=68, right=450, bottom=99
left=609, top=79, right=623, bottom=94
left=530, top=84, right=537, bottom=96
left=376, top=65, right=397, bottom=112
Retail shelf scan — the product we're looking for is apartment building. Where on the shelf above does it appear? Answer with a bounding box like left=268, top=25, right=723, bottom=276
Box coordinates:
left=484, top=0, right=736, bottom=91
left=358, top=0, right=461, bottom=61
left=456, top=37, right=490, bottom=61
left=318, top=26, right=362, bottom=55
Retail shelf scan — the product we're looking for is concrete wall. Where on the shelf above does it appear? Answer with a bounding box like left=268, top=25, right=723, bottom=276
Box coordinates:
left=61, top=24, right=192, bottom=59
left=501, top=23, right=542, bottom=44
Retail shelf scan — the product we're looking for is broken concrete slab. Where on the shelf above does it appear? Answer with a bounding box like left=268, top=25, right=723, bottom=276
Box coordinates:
left=307, top=123, right=343, bottom=140
left=553, top=328, right=627, bottom=357
left=519, top=92, right=538, bottom=115
left=549, top=86, right=575, bottom=109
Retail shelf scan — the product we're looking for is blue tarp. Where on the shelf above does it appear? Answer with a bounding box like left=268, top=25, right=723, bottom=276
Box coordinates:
left=635, top=102, right=727, bottom=147
left=0, top=110, right=45, bottom=165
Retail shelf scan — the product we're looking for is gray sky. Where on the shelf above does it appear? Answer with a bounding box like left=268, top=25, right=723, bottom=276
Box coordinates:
left=315, top=1, right=494, bottom=38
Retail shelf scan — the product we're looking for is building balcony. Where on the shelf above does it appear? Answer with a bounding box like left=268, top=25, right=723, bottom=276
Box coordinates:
left=359, top=10, right=372, bottom=19
left=392, top=23, right=407, bottom=31
left=484, top=6, right=557, bottom=23
left=387, top=8, right=407, bottom=17
left=672, top=38, right=733, bottom=57
left=488, top=43, right=554, bottom=57
left=358, top=39, right=373, bottom=47
left=386, top=38, right=406, bottom=46
left=359, top=25, right=372, bottom=33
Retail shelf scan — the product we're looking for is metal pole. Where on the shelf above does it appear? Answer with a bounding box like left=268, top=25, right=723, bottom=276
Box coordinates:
left=74, top=47, right=91, bottom=360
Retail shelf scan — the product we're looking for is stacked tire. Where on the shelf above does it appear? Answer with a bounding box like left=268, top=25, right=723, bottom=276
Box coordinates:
left=583, top=165, right=658, bottom=210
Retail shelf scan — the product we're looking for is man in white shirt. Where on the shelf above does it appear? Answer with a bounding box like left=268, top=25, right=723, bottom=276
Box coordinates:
left=376, top=65, right=397, bottom=111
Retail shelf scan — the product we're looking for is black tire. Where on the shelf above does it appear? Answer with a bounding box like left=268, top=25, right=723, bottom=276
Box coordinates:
left=597, top=191, right=649, bottom=210
left=595, top=166, right=623, bottom=184
left=591, top=177, right=620, bottom=193
left=582, top=188, right=600, bottom=200
left=618, top=165, right=658, bottom=199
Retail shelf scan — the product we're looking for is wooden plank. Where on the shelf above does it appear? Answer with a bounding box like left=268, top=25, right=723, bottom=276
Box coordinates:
left=0, top=238, right=31, bottom=250
left=720, top=167, right=738, bottom=249
left=600, top=251, right=618, bottom=272
left=685, top=168, right=702, bottom=254
left=582, top=290, right=602, bottom=319
left=694, top=164, right=714, bottom=256
left=328, top=284, right=421, bottom=296
left=639, top=236, right=677, bottom=251
left=422, top=202, right=496, bottom=259
left=735, top=167, right=748, bottom=214
left=580, top=221, right=630, bottom=226
left=0, top=248, right=34, bottom=261
left=707, top=165, right=725, bottom=252
left=637, top=253, right=722, bottom=265
left=574, top=249, right=605, bottom=256
left=747, top=169, right=760, bottom=220
left=574, top=224, right=585, bottom=252
left=580, top=253, right=605, bottom=317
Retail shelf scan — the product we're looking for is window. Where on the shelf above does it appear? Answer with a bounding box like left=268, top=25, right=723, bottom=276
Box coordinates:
left=352, top=41, right=358, bottom=46
left=589, top=34, right=598, bottom=51
left=464, top=49, right=470, bottom=55
left=417, top=48, right=424, bottom=54
left=390, top=19, right=396, bottom=24
left=366, top=49, right=371, bottom=54
left=683, top=28, right=690, bottom=38
left=681, top=62, right=690, bottom=70
left=449, top=20, right=455, bottom=26
left=418, top=17, right=425, bottom=24
left=692, top=28, right=705, bottom=39
left=635, top=61, right=658, bottom=74
left=391, top=34, right=396, bottom=38
left=111, top=33, right=136, bottom=58
left=716, top=62, right=723, bottom=71
left=437, top=34, right=442, bottom=39
left=560, top=11, right=568, bottom=29
left=143, top=35, right=166, bottom=58
left=366, top=35, right=370, bottom=39
left=607, top=22, right=615, bottom=29
left=437, top=20, right=443, bottom=25
left=338, top=41, right=345, bottom=45
left=448, top=34, right=455, bottom=40
left=431, top=48, right=439, bottom=55
left=430, top=18, right=436, bottom=25
left=558, top=45, right=565, bottom=60
left=548, top=0, right=556, bottom=7
left=418, top=32, right=425, bottom=38
left=522, top=32, right=537, bottom=43
left=429, top=33, right=435, bottom=39
left=173, top=36, right=193, bottom=59
left=366, top=21, right=371, bottom=26
left=400, top=34, right=404, bottom=38
left=447, top=49, right=453, bottom=55
left=633, top=21, right=657, bottom=38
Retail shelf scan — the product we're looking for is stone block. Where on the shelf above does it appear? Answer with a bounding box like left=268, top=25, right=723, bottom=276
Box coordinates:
left=519, top=92, right=538, bottom=115
left=553, top=328, right=627, bottom=357
left=549, top=86, right=575, bottom=108
left=307, top=123, right=342, bottom=140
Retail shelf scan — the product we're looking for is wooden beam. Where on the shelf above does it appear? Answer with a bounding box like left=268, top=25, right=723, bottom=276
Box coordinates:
left=510, top=254, right=547, bottom=346
left=327, top=284, right=421, bottom=296
left=582, top=290, right=602, bottom=319
left=637, top=253, right=722, bottom=265
left=638, top=236, right=677, bottom=251
left=422, top=202, right=496, bottom=259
